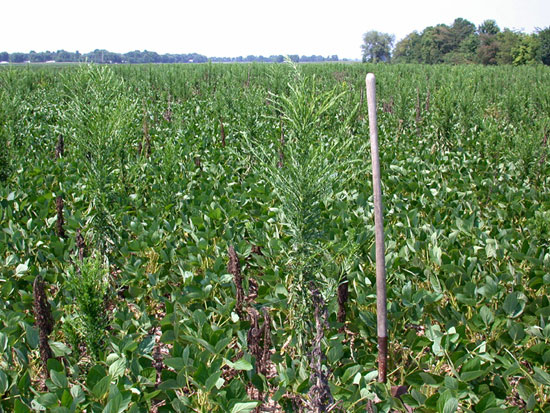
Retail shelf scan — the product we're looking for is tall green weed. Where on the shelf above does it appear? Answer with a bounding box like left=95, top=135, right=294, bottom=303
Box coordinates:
left=63, top=255, right=111, bottom=359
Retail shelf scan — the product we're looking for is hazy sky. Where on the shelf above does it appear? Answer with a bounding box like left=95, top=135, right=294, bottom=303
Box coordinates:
left=2, top=0, right=548, bottom=59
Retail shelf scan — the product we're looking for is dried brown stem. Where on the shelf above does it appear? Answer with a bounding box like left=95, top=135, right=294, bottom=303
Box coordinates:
left=141, top=110, right=151, bottom=157
left=247, top=306, right=273, bottom=412
left=250, top=245, right=263, bottom=256
left=336, top=280, right=348, bottom=332
left=55, top=135, right=64, bottom=159
left=260, top=307, right=272, bottom=376
left=145, top=134, right=151, bottom=158
left=55, top=195, right=66, bottom=239
left=228, top=245, right=244, bottom=317
left=247, top=308, right=262, bottom=366
left=308, top=288, right=333, bottom=413
left=163, top=97, right=172, bottom=122
left=229, top=244, right=273, bottom=411
left=152, top=343, right=164, bottom=388
left=76, top=228, right=86, bottom=262
left=382, top=97, right=394, bottom=114
left=220, top=117, right=226, bottom=147
left=246, top=278, right=258, bottom=302
left=33, top=276, right=54, bottom=374
left=425, top=89, right=431, bottom=112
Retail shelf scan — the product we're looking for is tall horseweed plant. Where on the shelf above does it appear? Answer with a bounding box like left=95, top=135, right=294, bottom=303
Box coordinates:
left=62, top=255, right=111, bottom=359
left=241, top=62, right=368, bottom=351
left=59, top=65, right=141, bottom=253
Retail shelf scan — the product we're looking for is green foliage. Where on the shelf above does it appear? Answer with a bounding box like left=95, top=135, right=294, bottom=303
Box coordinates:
left=64, top=255, right=111, bottom=359
left=0, top=62, right=549, bottom=411
left=540, top=27, right=550, bottom=65
left=361, top=31, right=395, bottom=63
left=0, top=74, right=18, bottom=182
left=0, top=49, right=341, bottom=64
left=0, top=127, right=9, bottom=182
left=61, top=65, right=139, bottom=166
left=477, top=33, right=500, bottom=65
left=241, top=62, right=367, bottom=350
left=495, top=29, right=523, bottom=65
left=392, top=31, right=423, bottom=64
left=393, top=17, right=546, bottom=66
left=478, top=19, right=501, bottom=36
left=513, top=34, right=541, bottom=65
left=59, top=65, right=140, bottom=252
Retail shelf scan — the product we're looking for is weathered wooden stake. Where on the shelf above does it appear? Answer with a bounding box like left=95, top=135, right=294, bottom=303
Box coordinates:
left=366, top=73, right=388, bottom=383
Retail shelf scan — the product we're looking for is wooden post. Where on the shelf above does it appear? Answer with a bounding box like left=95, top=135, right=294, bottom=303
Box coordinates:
left=366, top=73, right=388, bottom=383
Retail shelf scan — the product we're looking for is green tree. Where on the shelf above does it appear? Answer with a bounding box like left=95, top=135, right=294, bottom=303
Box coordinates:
left=457, top=33, right=480, bottom=63
left=395, top=19, right=477, bottom=64
left=496, top=29, right=522, bottom=64
left=432, top=24, right=455, bottom=55
left=361, top=30, right=394, bottom=63
left=539, top=27, right=550, bottom=65
left=438, top=18, right=477, bottom=63
left=478, top=34, right=500, bottom=65
left=0, top=51, right=8, bottom=62
left=55, top=49, right=73, bottom=62
left=29, top=51, right=43, bottom=63
left=513, top=34, right=541, bottom=65
left=41, top=51, right=54, bottom=61
left=418, top=26, right=444, bottom=64
left=450, top=18, right=476, bottom=47
left=477, top=21, right=501, bottom=65
left=393, top=31, right=422, bottom=63
left=478, top=19, right=500, bottom=35
left=9, top=53, right=28, bottom=63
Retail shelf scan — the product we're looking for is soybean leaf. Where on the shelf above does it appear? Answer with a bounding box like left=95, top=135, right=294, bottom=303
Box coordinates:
left=230, top=401, right=260, bottom=413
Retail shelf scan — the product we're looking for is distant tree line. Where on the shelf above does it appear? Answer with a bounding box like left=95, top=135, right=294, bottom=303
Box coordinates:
left=0, top=49, right=341, bottom=64
left=362, top=19, right=550, bottom=65
left=210, top=54, right=340, bottom=63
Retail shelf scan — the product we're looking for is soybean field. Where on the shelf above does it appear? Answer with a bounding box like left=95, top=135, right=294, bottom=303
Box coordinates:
left=0, top=62, right=549, bottom=412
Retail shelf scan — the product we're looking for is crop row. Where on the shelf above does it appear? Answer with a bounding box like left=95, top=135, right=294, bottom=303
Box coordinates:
left=0, top=62, right=549, bottom=412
